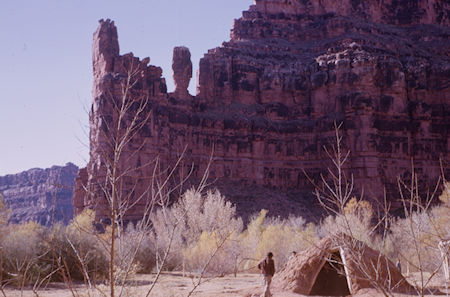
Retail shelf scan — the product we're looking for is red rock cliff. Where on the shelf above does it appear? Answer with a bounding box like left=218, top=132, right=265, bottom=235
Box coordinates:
left=74, top=0, right=450, bottom=221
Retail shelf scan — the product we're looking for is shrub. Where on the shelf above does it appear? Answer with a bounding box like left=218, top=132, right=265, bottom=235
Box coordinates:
left=48, top=209, right=109, bottom=282
left=318, top=197, right=375, bottom=246
left=118, top=223, right=156, bottom=275
left=1, top=221, right=50, bottom=287
left=183, top=230, right=239, bottom=276
left=175, top=189, right=243, bottom=243
left=0, top=194, right=10, bottom=283
left=438, top=181, right=450, bottom=205
left=240, top=210, right=318, bottom=272
left=390, top=206, right=449, bottom=274
left=0, top=194, right=9, bottom=226
left=151, top=189, right=243, bottom=274
left=433, top=181, right=450, bottom=240
left=150, top=206, right=185, bottom=271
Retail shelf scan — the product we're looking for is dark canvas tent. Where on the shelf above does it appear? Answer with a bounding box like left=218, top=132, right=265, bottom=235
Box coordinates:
left=274, top=236, right=412, bottom=295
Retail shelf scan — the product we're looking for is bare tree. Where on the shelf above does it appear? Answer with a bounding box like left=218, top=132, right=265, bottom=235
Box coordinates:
left=74, top=57, right=195, bottom=297
left=68, top=53, right=242, bottom=297
left=305, top=122, right=408, bottom=297
left=390, top=163, right=448, bottom=296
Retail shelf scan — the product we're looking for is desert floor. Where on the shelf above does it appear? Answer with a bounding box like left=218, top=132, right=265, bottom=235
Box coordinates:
left=2, top=272, right=449, bottom=297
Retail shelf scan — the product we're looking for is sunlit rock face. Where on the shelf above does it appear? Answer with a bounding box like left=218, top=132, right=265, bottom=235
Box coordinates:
left=74, top=0, right=450, bottom=221
left=0, top=163, right=78, bottom=226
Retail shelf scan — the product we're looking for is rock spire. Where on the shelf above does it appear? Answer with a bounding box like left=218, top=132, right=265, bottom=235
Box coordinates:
left=172, top=46, right=193, bottom=97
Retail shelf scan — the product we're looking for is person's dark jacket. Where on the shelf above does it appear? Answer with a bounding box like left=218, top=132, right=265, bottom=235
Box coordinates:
left=258, top=257, right=275, bottom=276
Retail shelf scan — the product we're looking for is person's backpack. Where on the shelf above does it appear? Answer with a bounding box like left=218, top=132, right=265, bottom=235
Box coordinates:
left=258, top=259, right=266, bottom=271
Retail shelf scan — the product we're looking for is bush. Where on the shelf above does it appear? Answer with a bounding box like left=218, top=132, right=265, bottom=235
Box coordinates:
left=240, top=210, right=318, bottom=272
left=1, top=221, right=50, bottom=287
left=119, top=223, right=156, bottom=274
left=390, top=206, right=448, bottom=274
left=183, top=230, right=240, bottom=276
left=150, top=205, right=185, bottom=271
left=48, top=209, right=109, bottom=282
left=318, top=197, right=374, bottom=246
left=0, top=194, right=9, bottom=227
left=151, top=189, right=243, bottom=274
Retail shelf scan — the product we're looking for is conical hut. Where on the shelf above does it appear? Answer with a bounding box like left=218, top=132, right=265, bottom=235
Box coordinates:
left=274, top=236, right=413, bottom=295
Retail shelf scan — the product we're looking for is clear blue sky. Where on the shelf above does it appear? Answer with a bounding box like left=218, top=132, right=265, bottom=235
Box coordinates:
left=0, top=0, right=252, bottom=175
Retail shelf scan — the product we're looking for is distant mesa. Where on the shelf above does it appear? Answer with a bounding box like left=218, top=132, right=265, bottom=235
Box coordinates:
left=74, top=1, right=449, bottom=222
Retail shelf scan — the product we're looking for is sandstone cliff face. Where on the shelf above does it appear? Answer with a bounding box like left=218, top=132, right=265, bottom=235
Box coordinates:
left=0, top=163, right=78, bottom=226
left=249, top=0, right=449, bottom=26
left=74, top=0, right=449, bottom=221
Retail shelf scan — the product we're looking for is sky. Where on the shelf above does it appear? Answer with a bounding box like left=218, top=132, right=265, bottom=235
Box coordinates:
left=0, top=0, right=252, bottom=176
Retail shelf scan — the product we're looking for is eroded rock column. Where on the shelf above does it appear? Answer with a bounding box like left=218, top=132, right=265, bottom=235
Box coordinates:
left=172, top=46, right=192, bottom=98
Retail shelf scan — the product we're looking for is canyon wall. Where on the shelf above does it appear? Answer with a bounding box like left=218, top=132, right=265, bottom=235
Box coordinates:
left=74, top=0, right=449, bottom=221
left=0, top=163, right=78, bottom=226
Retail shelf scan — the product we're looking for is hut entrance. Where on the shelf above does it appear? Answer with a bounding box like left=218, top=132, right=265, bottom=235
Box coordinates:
left=309, top=251, right=350, bottom=296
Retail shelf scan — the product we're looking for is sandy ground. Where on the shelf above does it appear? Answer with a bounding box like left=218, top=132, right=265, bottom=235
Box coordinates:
left=2, top=273, right=261, bottom=297
left=2, top=272, right=449, bottom=297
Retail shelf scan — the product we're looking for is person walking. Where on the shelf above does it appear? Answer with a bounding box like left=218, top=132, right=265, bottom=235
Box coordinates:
left=258, top=252, right=275, bottom=297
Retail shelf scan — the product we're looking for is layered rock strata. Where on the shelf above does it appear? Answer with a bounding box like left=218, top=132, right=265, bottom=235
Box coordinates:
left=74, top=0, right=450, bottom=221
left=0, top=163, right=78, bottom=226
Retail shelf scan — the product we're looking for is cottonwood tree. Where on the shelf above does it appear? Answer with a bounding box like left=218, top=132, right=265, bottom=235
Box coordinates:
left=390, top=168, right=448, bottom=296
left=149, top=186, right=243, bottom=296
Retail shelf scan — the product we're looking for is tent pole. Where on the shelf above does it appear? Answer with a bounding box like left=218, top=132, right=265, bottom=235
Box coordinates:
left=340, top=247, right=353, bottom=295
